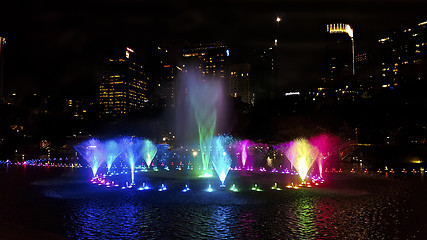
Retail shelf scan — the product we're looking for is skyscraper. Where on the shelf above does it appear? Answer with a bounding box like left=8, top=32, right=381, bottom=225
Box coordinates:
left=249, top=17, right=282, bottom=104
left=325, top=23, right=355, bottom=88
left=230, top=63, right=252, bottom=104
left=0, top=36, right=6, bottom=104
left=182, top=43, right=230, bottom=82
left=377, top=20, right=427, bottom=88
left=147, top=46, right=177, bottom=108
left=355, top=53, right=374, bottom=89
left=99, top=47, right=150, bottom=119
left=251, top=46, right=278, bottom=102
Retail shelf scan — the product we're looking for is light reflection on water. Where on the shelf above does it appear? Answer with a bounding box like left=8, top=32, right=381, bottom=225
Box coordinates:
left=62, top=189, right=405, bottom=240
left=0, top=165, right=423, bottom=239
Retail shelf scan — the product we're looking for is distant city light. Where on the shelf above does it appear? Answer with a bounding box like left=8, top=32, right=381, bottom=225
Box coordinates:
left=226, top=49, right=230, bottom=56
left=285, top=92, right=300, bottom=96
left=276, top=17, right=281, bottom=23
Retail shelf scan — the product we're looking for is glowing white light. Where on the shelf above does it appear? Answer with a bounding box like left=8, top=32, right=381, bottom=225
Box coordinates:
left=206, top=184, right=214, bottom=192
left=285, top=92, right=300, bottom=96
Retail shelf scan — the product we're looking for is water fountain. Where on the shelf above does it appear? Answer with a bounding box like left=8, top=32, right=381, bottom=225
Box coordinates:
left=104, top=139, right=123, bottom=173
left=309, top=134, right=339, bottom=178
left=187, top=76, right=225, bottom=177
left=140, top=139, right=157, bottom=168
left=283, top=138, right=319, bottom=182
left=234, top=140, right=253, bottom=169
left=74, top=139, right=105, bottom=177
left=74, top=71, right=341, bottom=191
left=122, top=137, right=141, bottom=185
left=211, top=135, right=234, bottom=187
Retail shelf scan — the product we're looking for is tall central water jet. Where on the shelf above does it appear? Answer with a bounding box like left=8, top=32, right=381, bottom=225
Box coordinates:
left=188, top=76, right=224, bottom=177
left=140, top=139, right=157, bottom=168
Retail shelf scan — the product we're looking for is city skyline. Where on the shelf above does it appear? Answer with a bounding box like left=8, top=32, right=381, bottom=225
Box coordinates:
left=0, top=0, right=425, bottom=97
left=1, top=2, right=427, bottom=239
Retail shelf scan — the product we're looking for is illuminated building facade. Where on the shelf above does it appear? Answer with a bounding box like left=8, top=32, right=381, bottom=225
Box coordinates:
left=99, top=47, right=149, bottom=118
left=65, top=97, right=95, bottom=120
left=325, top=23, right=355, bottom=88
left=377, top=21, right=427, bottom=88
left=0, top=36, right=5, bottom=104
left=230, top=63, right=252, bottom=104
left=182, top=43, right=230, bottom=82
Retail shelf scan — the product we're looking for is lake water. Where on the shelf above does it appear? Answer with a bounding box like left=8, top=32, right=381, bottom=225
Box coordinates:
left=1, top=163, right=426, bottom=239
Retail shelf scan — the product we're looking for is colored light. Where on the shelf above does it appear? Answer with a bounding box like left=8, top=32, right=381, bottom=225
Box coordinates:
left=182, top=184, right=191, bottom=192
left=138, top=182, right=151, bottom=191
left=229, top=184, right=239, bottom=192
left=206, top=184, right=214, bottom=192
left=140, top=139, right=157, bottom=168
left=282, top=139, right=319, bottom=182
left=251, top=184, right=263, bottom=192
left=199, top=172, right=213, bottom=178
left=158, top=184, right=167, bottom=191
left=271, top=182, right=282, bottom=190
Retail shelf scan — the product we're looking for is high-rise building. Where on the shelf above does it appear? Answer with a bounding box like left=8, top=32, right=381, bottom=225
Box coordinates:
left=0, top=36, right=6, bottom=104
left=157, top=64, right=178, bottom=108
left=377, top=20, right=427, bottom=88
left=324, top=23, right=355, bottom=88
left=99, top=47, right=149, bottom=119
left=230, top=63, right=252, bottom=104
left=251, top=46, right=279, bottom=102
left=355, top=53, right=374, bottom=89
left=250, top=18, right=282, bottom=103
left=182, top=43, right=230, bottom=82
left=147, top=46, right=177, bottom=108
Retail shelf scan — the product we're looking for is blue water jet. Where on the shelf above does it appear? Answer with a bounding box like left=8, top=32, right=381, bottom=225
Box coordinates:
left=211, top=135, right=234, bottom=187
left=104, top=139, right=123, bottom=173
left=74, top=138, right=105, bottom=177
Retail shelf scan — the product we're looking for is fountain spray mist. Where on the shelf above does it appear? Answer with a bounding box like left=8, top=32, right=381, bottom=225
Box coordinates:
left=104, top=139, right=123, bottom=172
left=177, top=72, right=225, bottom=177
left=212, top=135, right=234, bottom=186
left=122, top=137, right=141, bottom=185
left=140, top=139, right=157, bottom=168
left=285, top=139, right=319, bottom=182
left=74, top=138, right=105, bottom=177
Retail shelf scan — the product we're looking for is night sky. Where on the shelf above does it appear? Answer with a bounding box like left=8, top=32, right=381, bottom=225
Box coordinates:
left=1, top=0, right=426, bottom=97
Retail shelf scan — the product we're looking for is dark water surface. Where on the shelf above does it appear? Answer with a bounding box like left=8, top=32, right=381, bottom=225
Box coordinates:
left=1, top=164, right=426, bottom=239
